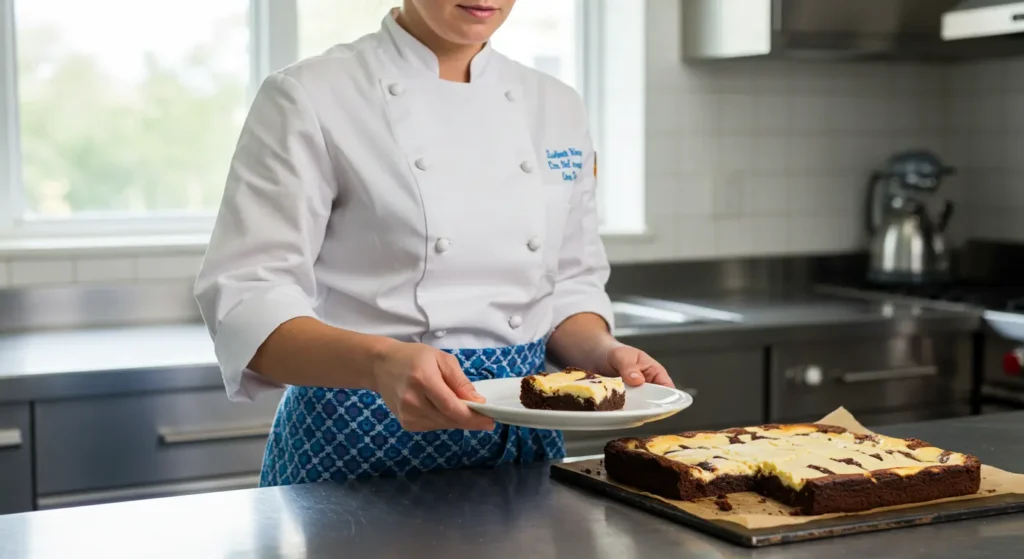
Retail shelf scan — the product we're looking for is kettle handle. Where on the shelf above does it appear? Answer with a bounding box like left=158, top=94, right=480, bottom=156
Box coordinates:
left=939, top=200, right=954, bottom=232
left=865, top=172, right=886, bottom=235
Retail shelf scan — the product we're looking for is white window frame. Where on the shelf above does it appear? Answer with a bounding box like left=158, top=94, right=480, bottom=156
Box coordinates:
left=0, top=0, right=644, bottom=246
left=0, top=0, right=21, bottom=240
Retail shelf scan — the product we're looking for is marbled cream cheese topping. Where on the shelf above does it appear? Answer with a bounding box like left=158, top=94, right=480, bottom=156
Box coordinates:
left=634, top=426, right=968, bottom=489
left=526, top=368, right=625, bottom=402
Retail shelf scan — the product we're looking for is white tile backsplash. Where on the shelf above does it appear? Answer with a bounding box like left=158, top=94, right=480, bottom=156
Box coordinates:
left=948, top=55, right=1024, bottom=244
left=718, top=95, right=754, bottom=135
left=10, top=260, right=74, bottom=287
left=671, top=216, right=717, bottom=259
left=136, top=255, right=204, bottom=281
left=711, top=170, right=746, bottom=218
left=741, top=173, right=789, bottom=217
left=664, top=172, right=714, bottom=216
left=751, top=96, right=790, bottom=135
left=676, top=132, right=719, bottom=174
left=715, top=217, right=789, bottom=256
left=74, top=258, right=137, bottom=283
left=787, top=216, right=863, bottom=254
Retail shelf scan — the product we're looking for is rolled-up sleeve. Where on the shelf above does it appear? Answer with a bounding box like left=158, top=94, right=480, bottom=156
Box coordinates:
left=194, top=72, right=338, bottom=402
left=551, top=103, right=615, bottom=333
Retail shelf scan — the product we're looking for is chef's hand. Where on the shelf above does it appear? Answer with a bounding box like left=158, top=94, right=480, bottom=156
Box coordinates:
left=372, top=341, right=496, bottom=433
left=548, top=312, right=676, bottom=389
left=599, top=344, right=675, bottom=389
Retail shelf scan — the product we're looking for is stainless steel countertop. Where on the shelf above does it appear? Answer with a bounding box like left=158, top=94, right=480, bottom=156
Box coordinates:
left=611, top=292, right=981, bottom=352
left=1, top=412, right=1021, bottom=558
left=0, top=293, right=982, bottom=403
left=0, top=324, right=222, bottom=402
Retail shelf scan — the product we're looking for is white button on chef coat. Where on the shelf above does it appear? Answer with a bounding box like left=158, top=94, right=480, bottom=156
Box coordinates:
left=388, top=83, right=404, bottom=96
left=527, top=237, right=542, bottom=252
left=194, top=9, right=613, bottom=402
left=434, top=330, right=447, bottom=338
left=520, top=160, right=534, bottom=173
left=435, top=238, right=452, bottom=253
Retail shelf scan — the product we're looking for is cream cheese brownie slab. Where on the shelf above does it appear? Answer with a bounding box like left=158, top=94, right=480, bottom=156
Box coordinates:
left=520, top=368, right=626, bottom=411
left=604, top=423, right=982, bottom=515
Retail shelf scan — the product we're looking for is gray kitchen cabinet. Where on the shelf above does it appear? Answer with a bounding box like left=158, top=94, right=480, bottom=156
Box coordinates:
left=563, top=347, right=765, bottom=457
left=768, top=333, right=973, bottom=424
left=0, top=404, right=33, bottom=515
left=34, top=389, right=282, bottom=509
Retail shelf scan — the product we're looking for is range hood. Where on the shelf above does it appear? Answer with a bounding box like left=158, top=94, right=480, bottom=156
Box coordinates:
left=942, top=0, right=1024, bottom=40
left=683, top=0, right=1024, bottom=61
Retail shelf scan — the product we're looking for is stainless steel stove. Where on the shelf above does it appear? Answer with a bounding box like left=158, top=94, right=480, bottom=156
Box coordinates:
left=825, top=282, right=1024, bottom=410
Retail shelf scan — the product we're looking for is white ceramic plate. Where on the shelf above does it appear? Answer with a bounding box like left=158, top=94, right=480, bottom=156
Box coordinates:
left=464, top=378, right=693, bottom=431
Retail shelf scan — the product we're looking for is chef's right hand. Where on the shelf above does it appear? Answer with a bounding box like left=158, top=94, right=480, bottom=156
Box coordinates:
left=372, top=341, right=495, bottom=433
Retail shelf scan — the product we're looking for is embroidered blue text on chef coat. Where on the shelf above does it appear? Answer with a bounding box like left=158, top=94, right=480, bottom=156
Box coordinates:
left=545, top=147, right=584, bottom=182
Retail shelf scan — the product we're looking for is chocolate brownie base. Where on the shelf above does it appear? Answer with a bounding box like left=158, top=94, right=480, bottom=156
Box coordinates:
left=604, top=439, right=756, bottom=500
left=757, top=460, right=982, bottom=515
left=603, top=431, right=983, bottom=515
left=520, top=378, right=625, bottom=411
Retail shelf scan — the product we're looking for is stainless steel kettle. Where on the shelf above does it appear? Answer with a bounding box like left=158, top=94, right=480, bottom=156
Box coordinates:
left=866, top=151, right=955, bottom=284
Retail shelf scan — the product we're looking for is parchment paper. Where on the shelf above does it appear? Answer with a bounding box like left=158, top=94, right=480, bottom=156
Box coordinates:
left=566, top=407, right=1024, bottom=529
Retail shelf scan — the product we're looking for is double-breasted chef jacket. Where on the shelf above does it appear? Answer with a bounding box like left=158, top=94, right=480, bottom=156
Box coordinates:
left=194, top=11, right=615, bottom=402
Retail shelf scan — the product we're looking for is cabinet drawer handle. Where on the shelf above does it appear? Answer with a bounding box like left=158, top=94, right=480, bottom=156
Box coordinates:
left=840, top=366, right=938, bottom=384
left=0, top=428, right=23, bottom=449
left=158, top=424, right=272, bottom=446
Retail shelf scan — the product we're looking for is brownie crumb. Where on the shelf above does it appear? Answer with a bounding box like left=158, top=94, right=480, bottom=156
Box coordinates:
left=757, top=497, right=768, bottom=504
left=582, top=468, right=592, bottom=475
left=986, top=489, right=997, bottom=494
left=714, top=495, right=733, bottom=512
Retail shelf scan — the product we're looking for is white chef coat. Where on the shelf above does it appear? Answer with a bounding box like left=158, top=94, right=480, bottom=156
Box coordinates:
left=194, top=11, right=614, bottom=402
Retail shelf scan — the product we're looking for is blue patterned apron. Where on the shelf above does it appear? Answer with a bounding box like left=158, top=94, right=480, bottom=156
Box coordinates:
left=259, top=337, right=564, bottom=486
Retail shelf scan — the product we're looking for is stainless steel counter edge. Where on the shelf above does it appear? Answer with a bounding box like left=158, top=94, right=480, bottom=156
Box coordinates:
left=0, top=364, right=226, bottom=404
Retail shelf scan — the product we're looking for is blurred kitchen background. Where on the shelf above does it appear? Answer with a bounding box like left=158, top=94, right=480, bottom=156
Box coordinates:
left=2, top=0, right=1024, bottom=516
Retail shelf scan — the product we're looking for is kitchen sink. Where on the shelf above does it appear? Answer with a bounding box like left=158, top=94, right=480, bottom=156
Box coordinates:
left=610, top=297, right=743, bottom=329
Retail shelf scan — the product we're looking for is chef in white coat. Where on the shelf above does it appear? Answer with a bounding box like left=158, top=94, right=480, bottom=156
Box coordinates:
left=195, top=0, right=673, bottom=487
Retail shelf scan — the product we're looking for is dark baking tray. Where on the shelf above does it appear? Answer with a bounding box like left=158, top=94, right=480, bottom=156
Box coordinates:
left=550, top=460, right=1024, bottom=548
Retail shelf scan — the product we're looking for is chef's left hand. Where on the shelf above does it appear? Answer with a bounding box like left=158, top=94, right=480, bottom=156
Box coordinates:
left=599, top=344, right=675, bottom=388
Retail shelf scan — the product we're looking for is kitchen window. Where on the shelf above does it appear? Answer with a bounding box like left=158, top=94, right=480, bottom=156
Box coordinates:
left=0, top=0, right=644, bottom=246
